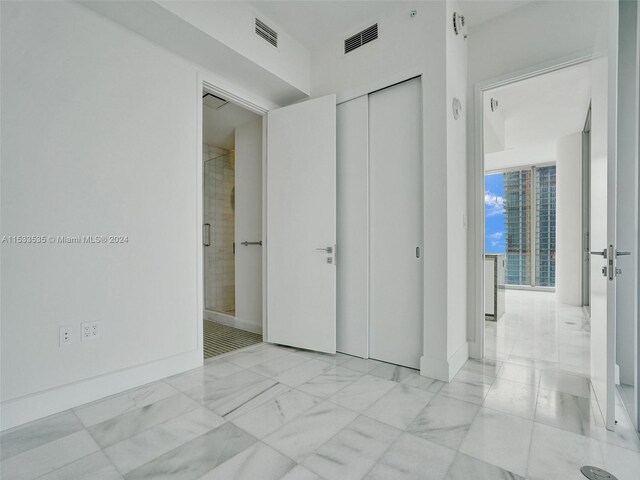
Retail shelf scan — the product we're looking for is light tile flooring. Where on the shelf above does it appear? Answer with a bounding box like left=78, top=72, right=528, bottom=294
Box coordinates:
left=2, top=291, right=640, bottom=480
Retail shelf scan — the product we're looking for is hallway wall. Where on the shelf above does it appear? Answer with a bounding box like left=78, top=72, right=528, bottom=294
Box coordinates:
left=0, top=0, right=282, bottom=430
left=556, top=133, right=583, bottom=306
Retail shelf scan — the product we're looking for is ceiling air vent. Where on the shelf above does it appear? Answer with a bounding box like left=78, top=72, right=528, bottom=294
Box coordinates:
left=255, top=18, right=278, bottom=47
left=344, top=23, right=378, bottom=54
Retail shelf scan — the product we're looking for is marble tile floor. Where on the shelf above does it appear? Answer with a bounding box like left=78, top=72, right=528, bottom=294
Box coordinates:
left=2, top=342, right=640, bottom=480
left=485, top=290, right=590, bottom=376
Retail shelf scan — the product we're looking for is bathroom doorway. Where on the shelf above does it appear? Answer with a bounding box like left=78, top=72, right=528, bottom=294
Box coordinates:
left=202, top=91, right=264, bottom=359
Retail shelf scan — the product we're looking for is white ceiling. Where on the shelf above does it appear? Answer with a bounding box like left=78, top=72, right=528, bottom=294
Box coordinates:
left=203, top=95, right=260, bottom=150
left=484, top=61, right=592, bottom=172
left=249, top=1, right=401, bottom=50
left=459, top=0, right=532, bottom=27
left=250, top=0, right=530, bottom=51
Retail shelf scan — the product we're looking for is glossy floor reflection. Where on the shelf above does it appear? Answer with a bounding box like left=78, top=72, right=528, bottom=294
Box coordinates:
left=485, top=290, right=590, bottom=375
left=2, top=318, right=640, bottom=479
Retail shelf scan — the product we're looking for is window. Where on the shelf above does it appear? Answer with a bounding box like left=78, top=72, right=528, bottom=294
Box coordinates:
left=485, top=165, right=556, bottom=288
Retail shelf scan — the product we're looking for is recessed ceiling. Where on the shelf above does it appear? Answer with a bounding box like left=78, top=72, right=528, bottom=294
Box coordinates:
left=203, top=96, right=261, bottom=151
left=484, top=61, right=592, bottom=171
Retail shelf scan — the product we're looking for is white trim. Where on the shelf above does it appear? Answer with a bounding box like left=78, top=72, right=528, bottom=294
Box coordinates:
left=484, top=160, right=556, bottom=175
left=0, top=350, right=201, bottom=431
left=420, top=342, right=469, bottom=382
left=472, top=52, right=594, bottom=362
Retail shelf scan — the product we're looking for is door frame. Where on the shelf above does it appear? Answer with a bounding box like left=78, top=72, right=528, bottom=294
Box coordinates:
left=469, top=51, right=593, bottom=360
left=582, top=105, right=592, bottom=312
left=196, top=74, right=270, bottom=361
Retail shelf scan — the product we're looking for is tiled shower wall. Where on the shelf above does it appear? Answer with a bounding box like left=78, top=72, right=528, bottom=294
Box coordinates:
left=203, top=145, right=235, bottom=314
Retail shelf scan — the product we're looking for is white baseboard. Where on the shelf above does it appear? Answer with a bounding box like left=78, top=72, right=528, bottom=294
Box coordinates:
left=468, top=340, right=482, bottom=359
left=204, top=311, right=262, bottom=334
left=420, top=342, right=469, bottom=382
left=447, top=342, right=469, bottom=379
left=0, top=350, right=202, bottom=431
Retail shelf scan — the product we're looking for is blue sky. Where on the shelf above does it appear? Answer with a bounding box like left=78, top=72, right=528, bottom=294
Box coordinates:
left=485, top=173, right=506, bottom=253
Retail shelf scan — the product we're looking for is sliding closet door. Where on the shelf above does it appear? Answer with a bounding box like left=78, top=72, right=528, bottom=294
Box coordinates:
left=369, top=77, right=423, bottom=369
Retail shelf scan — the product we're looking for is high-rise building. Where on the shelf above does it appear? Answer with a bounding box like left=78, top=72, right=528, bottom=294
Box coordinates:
left=535, top=166, right=556, bottom=286
left=503, top=166, right=556, bottom=287
left=504, top=169, right=532, bottom=285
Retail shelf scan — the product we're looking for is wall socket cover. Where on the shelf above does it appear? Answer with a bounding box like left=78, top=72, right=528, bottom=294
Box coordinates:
left=81, top=321, right=100, bottom=341
left=59, top=326, right=73, bottom=346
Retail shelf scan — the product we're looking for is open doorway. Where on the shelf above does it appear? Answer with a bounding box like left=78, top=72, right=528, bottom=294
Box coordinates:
left=482, top=63, right=591, bottom=376
left=202, top=91, right=264, bottom=359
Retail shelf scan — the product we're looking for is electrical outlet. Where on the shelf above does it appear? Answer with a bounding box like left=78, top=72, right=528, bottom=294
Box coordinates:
left=59, top=326, right=73, bottom=346
left=81, top=321, right=100, bottom=341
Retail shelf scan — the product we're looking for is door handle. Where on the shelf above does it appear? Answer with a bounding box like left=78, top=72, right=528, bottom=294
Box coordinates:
left=590, top=249, right=607, bottom=258
left=203, top=223, right=211, bottom=247
left=241, top=241, right=262, bottom=246
left=616, top=250, right=631, bottom=257
left=316, top=246, right=333, bottom=253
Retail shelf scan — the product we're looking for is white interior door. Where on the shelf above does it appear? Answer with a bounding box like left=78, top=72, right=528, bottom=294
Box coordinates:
left=265, top=95, right=336, bottom=353
left=235, top=119, right=263, bottom=334
left=369, top=77, right=423, bottom=369
left=590, top=48, right=617, bottom=428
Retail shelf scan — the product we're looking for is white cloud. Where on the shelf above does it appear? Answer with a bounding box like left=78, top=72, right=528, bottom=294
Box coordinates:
left=485, top=190, right=505, bottom=216
left=489, top=231, right=503, bottom=240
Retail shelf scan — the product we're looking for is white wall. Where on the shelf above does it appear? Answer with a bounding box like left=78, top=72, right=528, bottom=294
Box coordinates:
left=157, top=1, right=310, bottom=95
left=235, top=119, right=264, bottom=334
left=0, top=1, right=280, bottom=430
left=445, top=0, right=469, bottom=370
left=466, top=0, right=608, bottom=346
left=556, top=133, right=583, bottom=306
left=312, top=1, right=467, bottom=380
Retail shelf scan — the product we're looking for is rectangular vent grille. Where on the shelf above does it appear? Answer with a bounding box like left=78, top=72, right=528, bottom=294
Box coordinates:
left=255, top=18, right=278, bottom=47
left=344, top=23, right=378, bottom=54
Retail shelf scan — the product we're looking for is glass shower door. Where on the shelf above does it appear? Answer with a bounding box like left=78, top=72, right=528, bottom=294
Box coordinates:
left=203, top=153, right=236, bottom=315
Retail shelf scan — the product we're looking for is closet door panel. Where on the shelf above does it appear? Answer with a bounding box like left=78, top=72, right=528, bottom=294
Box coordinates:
left=369, top=77, right=423, bottom=369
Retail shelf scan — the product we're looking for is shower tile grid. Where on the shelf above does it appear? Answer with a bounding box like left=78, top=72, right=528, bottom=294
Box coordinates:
left=3, top=343, right=640, bottom=480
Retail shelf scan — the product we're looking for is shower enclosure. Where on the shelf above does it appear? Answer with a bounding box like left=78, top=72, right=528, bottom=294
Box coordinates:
left=203, top=151, right=235, bottom=316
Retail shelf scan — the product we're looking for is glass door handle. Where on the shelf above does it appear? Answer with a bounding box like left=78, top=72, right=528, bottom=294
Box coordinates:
left=590, top=249, right=607, bottom=258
